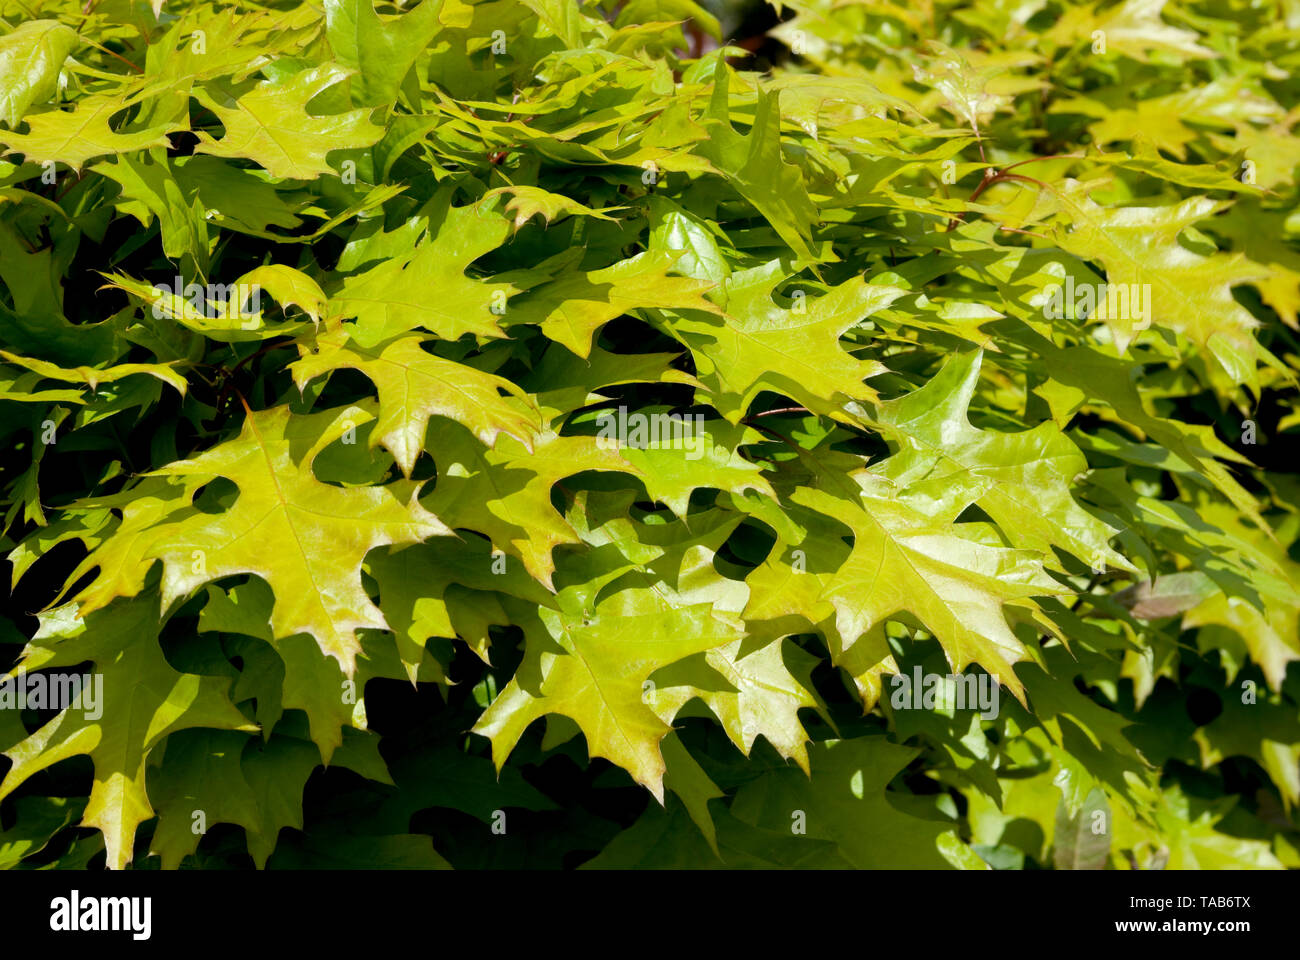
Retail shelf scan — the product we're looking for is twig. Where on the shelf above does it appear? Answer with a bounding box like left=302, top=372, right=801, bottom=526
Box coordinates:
left=211, top=342, right=293, bottom=419
left=946, top=166, right=1050, bottom=232
left=1000, top=153, right=1082, bottom=172
left=78, top=37, right=143, bottom=73
left=54, top=170, right=83, bottom=202
left=741, top=417, right=799, bottom=449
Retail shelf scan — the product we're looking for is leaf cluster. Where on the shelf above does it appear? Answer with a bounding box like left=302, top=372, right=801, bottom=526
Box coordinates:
left=0, top=0, right=1297, bottom=870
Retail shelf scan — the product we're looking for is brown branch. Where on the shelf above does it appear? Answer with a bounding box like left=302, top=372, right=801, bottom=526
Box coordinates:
left=210, top=342, right=293, bottom=421
left=946, top=166, right=1050, bottom=233
left=79, top=38, right=143, bottom=73
left=1000, top=153, right=1082, bottom=172
left=53, top=170, right=83, bottom=202
left=741, top=417, right=799, bottom=450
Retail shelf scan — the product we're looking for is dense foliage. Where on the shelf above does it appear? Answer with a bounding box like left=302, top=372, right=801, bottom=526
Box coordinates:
left=0, top=0, right=1297, bottom=870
